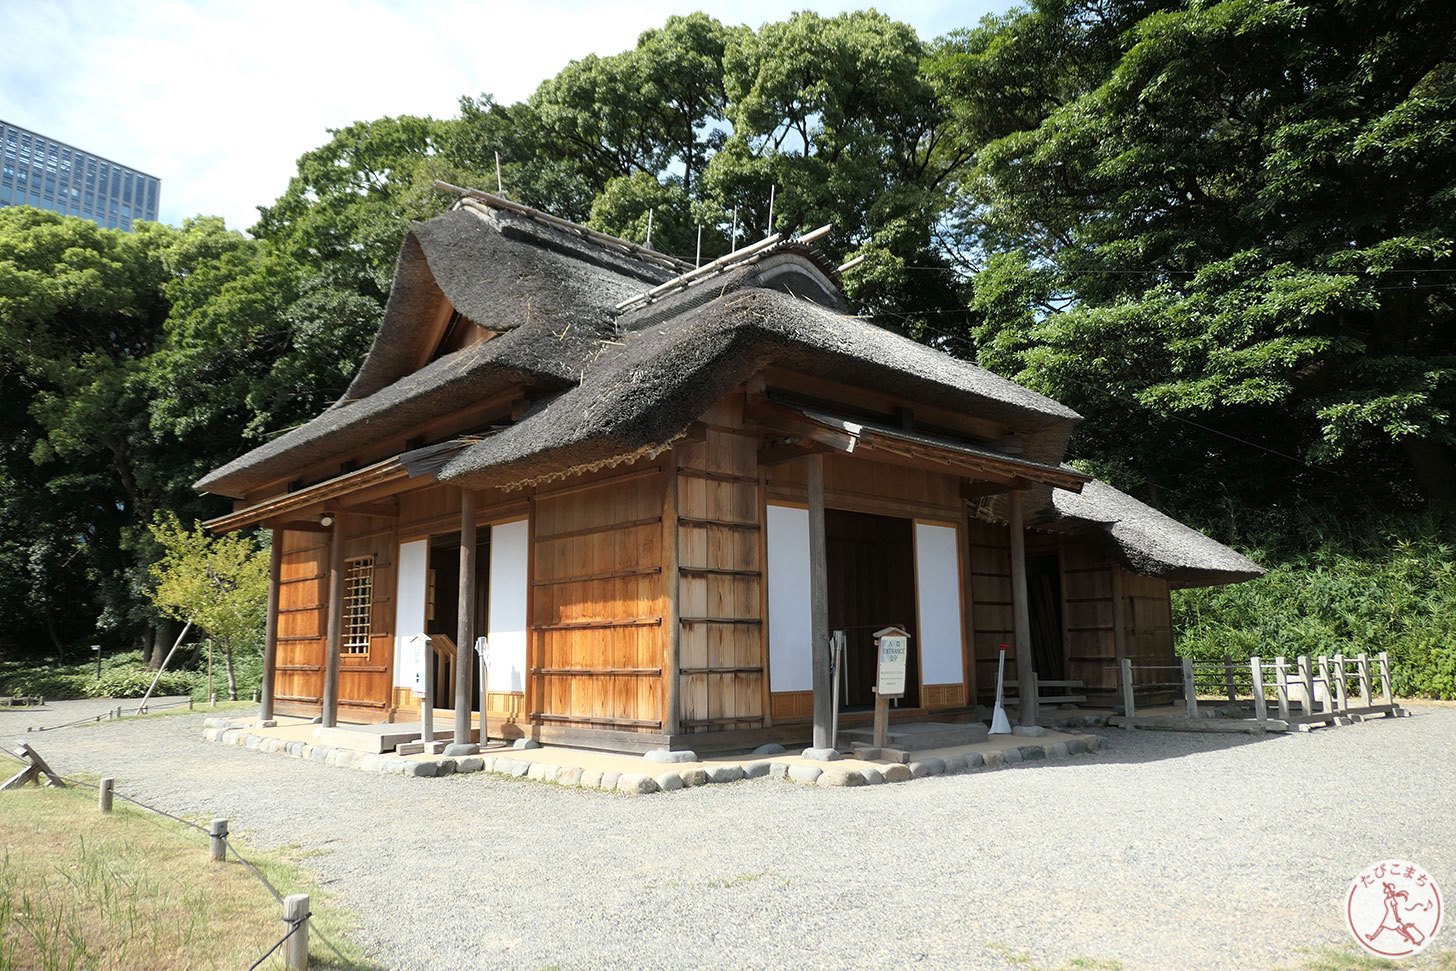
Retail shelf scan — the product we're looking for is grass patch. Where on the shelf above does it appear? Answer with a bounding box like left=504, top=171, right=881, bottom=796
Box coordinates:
left=0, top=785, right=378, bottom=969
left=987, top=943, right=1124, bottom=970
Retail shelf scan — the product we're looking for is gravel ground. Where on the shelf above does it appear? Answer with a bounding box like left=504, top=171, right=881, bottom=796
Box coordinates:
left=6, top=700, right=1455, bottom=970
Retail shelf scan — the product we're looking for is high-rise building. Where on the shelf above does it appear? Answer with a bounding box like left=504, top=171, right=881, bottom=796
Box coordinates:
left=0, top=120, right=160, bottom=231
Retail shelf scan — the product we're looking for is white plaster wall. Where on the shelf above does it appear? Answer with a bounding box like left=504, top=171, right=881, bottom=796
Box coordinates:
left=485, top=518, right=529, bottom=694
left=767, top=504, right=813, bottom=692
left=915, top=521, right=965, bottom=685
left=393, top=539, right=429, bottom=689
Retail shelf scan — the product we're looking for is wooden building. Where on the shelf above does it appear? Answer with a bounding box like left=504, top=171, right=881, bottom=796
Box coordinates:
left=198, top=188, right=1262, bottom=753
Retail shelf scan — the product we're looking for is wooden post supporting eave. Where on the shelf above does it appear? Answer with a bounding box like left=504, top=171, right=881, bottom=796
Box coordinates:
left=806, top=453, right=832, bottom=749
left=454, top=489, right=478, bottom=749
left=260, top=530, right=283, bottom=721
left=661, top=461, right=682, bottom=738
left=1007, top=489, right=1036, bottom=727
left=321, top=515, right=346, bottom=729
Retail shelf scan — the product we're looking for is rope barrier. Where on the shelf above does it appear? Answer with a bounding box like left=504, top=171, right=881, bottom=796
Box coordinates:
left=247, top=910, right=310, bottom=971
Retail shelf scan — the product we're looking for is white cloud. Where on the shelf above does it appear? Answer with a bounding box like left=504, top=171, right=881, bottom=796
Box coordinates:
left=1, top=0, right=998, bottom=233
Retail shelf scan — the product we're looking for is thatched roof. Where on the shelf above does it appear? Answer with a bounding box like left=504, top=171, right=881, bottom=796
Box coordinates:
left=196, top=194, right=1261, bottom=587
left=1049, top=479, right=1264, bottom=587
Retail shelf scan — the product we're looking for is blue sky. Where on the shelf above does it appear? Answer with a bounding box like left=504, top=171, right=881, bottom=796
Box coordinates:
left=0, top=1, right=1012, bottom=233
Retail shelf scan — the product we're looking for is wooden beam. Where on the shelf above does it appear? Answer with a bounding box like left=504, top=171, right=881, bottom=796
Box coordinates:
left=661, top=461, right=682, bottom=737
left=260, top=529, right=283, bottom=720
left=960, top=479, right=1020, bottom=500
left=1007, top=489, right=1036, bottom=727
left=455, top=489, right=477, bottom=748
left=745, top=398, right=859, bottom=452
left=268, top=520, right=332, bottom=533
left=339, top=499, right=399, bottom=518
left=757, top=439, right=832, bottom=467
left=807, top=453, right=832, bottom=749
left=321, top=514, right=346, bottom=728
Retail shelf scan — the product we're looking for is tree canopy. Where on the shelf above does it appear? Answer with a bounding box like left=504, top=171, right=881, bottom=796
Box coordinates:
left=2, top=1, right=1453, bottom=662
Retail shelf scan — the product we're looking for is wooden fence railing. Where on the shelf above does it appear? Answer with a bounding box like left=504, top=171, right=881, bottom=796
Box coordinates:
left=1116, top=651, right=1399, bottom=729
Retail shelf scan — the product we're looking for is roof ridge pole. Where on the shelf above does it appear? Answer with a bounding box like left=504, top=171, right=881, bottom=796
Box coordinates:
left=695, top=224, right=702, bottom=269
left=494, top=152, right=503, bottom=194
left=731, top=207, right=738, bottom=249
left=766, top=185, right=775, bottom=238
left=646, top=209, right=654, bottom=249
left=1007, top=490, right=1037, bottom=727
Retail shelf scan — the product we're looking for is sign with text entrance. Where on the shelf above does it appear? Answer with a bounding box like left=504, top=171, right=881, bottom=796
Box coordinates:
left=872, top=627, right=911, bottom=748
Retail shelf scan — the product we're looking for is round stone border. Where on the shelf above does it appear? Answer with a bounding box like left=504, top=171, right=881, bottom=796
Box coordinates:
left=201, top=718, right=1104, bottom=795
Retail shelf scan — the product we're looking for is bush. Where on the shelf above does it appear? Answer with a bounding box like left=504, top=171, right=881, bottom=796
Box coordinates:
left=86, top=667, right=198, bottom=699
left=1174, top=511, right=1456, bottom=699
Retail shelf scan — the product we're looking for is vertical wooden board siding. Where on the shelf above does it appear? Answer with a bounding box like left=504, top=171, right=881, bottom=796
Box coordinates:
left=334, top=517, right=396, bottom=711
left=1061, top=542, right=1119, bottom=691
left=969, top=520, right=1017, bottom=699
left=768, top=454, right=962, bottom=517
left=488, top=519, right=529, bottom=694
left=766, top=503, right=812, bottom=694
left=394, top=539, right=429, bottom=691
left=276, top=529, right=327, bottom=707
left=914, top=521, right=966, bottom=695
left=675, top=414, right=764, bottom=732
left=530, top=473, right=665, bottom=731
left=1122, top=570, right=1174, bottom=671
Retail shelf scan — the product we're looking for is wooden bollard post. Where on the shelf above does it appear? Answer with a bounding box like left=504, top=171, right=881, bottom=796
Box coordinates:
left=99, top=777, right=114, bottom=813
left=1333, top=654, right=1348, bottom=712
left=209, top=819, right=228, bottom=862
left=1250, top=657, right=1268, bottom=723
left=1223, top=655, right=1237, bottom=702
left=1182, top=657, right=1198, bottom=717
left=283, top=893, right=310, bottom=970
left=1275, top=657, right=1291, bottom=722
left=1378, top=651, right=1393, bottom=706
left=1317, top=656, right=1334, bottom=714
left=1356, top=653, right=1373, bottom=707
left=1120, top=658, right=1136, bottom=721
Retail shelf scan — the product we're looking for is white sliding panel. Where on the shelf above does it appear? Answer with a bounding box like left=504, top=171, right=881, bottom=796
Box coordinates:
left=486, top=518, right=529, bottom=693
left=393, top=539, right=429, bottom=689
left=915, top=521, right=965, bottom=685
left=767, top=504, right=813, bottom=692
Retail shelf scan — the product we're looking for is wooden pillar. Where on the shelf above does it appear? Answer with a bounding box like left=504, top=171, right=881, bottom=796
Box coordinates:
left=1120, top=657, right=1136, bottom=720
left=1298, top=654, right=1314, bottom=715
left=1007, top=489, right=1036, bottom=727
left=260, top=530, right=283, bottom=721
left=1109, top=566, right=1128, bottom=683
left=1356, top=652, right=1372, bottom=707
left=1378, top=651, right=1393, bottom=706
left=1333, top=653, right=1348, bottom=712
left=321, top=515, right=345, bottom=729
left=1275, top=657, right=1291, bottom=721
left=454, top=490, right=478, bottom=750
left=806, top=454, right=831, bottom=749
left=661, top=463, right=682, bottom=738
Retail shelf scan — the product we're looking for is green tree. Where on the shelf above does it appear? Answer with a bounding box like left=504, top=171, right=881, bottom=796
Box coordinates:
left=946, top=0, right=1456, bottom=510
left=148, top=515, right=268, bottom=701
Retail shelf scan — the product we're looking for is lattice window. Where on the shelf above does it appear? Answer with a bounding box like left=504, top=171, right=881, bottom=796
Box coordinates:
left=343, top=556, right=374, bottom=655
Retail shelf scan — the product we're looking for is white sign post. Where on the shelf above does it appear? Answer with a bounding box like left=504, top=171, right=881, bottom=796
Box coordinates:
left=872, top=627, right=911, bottom=749
left=406, top=633, right=433, bottom=745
